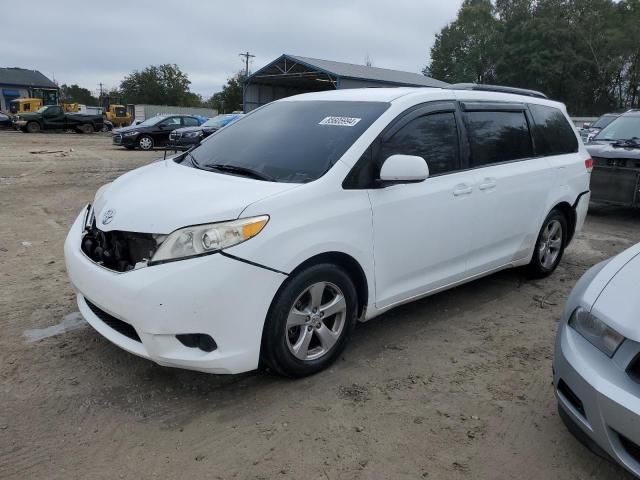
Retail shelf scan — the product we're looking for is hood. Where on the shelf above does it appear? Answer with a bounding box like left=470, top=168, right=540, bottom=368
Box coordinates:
left=587, top=142, right=640, bottom=160
left=114, top=124, right=148, bottom=134
left=588, top=243, right=640, bottom=342
left=93, top=159, right=299, bottom=234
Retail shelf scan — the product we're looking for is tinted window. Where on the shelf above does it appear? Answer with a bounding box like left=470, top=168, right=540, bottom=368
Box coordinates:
left=183, top=117, right=199, bottom=127
left=160, top=117, right=181, bottom=127
left=379, top=112, right=459, bottom=175
left=529, top=104, right=578, bottom=156
left=466, top=111, right=533, bottom=166
left=187, top=101, right=389, bottom=183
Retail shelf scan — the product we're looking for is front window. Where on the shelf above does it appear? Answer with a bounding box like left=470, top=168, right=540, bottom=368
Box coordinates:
left=36, top=106, right=49, bottom=113
left=591, top=115, right=617, bottom=129
left=595, top=116, right=640, bottom=141
left=185, top=100, right=389, bottom=183
left=138, top=115, right=166, bottom=127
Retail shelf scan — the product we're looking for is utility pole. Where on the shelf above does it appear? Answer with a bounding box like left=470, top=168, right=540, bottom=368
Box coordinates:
left=239, top=51, right=255, bottom=78
left=98, top=82, right=104, bottom=100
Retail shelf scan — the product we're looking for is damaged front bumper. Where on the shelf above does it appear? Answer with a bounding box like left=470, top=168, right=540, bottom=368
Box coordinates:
left=64, top=206, right=286, bottom=374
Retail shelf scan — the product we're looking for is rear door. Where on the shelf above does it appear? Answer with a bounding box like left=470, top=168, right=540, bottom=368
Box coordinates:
left=43, top=106, right=65, bottom=129
left=461, top=103, right=552, bottom=275
left=366, top=102, right=478, bottom=308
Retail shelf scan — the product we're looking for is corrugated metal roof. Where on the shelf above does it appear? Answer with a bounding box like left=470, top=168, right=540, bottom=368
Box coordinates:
left=0, top=67, right=58, bottom=89
left=285, top=55, right=448, bottom=88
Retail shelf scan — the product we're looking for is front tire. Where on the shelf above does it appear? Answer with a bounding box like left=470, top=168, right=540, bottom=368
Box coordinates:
left=526, top=209, right=567, bottom=278
left=26, top=122, right=40, bottom=133
left=261, top=264, right=358, bottom=378
left=77, top=123, right=94, bottom=134
left=138, top=135, right=154, bottom=150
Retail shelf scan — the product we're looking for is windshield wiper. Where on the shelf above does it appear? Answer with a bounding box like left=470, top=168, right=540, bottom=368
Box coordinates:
left=205, top=164, right=275, bottom=182
left=611, top=137, right=640, bottom=149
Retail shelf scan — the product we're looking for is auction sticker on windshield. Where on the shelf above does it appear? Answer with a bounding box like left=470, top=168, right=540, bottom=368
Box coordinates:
left=319, top=116, right=362, bottom=127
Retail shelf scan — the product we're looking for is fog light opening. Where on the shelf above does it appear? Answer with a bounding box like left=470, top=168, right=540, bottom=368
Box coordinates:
left=176, top=333, right=217, bottom=352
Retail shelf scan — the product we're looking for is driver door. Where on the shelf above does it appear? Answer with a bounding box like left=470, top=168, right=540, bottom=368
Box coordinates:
left=155, top=116, right=182, bottom=144
left=367, top=102, right=478, bottom=309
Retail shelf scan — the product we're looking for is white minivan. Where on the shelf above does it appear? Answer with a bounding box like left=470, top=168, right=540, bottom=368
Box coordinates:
left=65, top=85, right=592, bottom=377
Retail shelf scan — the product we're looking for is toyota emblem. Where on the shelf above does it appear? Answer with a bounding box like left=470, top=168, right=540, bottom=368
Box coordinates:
left=102, top=209, right=116, bottom=225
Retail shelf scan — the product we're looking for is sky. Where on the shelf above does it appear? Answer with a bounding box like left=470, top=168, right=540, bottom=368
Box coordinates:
left=1, top=0, right=463, bottom=99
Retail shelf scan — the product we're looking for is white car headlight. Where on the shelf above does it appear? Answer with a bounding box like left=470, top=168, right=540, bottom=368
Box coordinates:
left=123, top=130, right=139, bottom=136
left=150, top=215, right=269, bottom=264
left=568, top=307, right=625, bottom=357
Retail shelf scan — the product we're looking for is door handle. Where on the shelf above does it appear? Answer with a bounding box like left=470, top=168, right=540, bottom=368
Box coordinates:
left=479, top=178, right=497, bottom=191
left=453, top=184, right=473, bottom=196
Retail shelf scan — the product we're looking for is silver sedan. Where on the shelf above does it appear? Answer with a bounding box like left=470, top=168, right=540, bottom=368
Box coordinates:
left=554, top=242, right=640, bottom=477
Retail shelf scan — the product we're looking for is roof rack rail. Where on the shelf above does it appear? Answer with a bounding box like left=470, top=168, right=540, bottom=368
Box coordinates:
left=447, top=83, right=548, bottom=99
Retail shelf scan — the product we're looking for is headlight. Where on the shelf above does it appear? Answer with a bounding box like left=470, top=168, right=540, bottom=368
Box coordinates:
left=568, top=307, right=625, bottom=357
left=149, top=215, right=269, bottom=264
left=123, top=130, right=139, bottom=136
left=184, top=131, right=203, bottom=138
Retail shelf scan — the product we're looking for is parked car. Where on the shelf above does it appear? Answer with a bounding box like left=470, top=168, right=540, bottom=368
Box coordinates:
left=168, top=113, right=244, bottom=150
left=65, top=85, right=591, bottom=377
left=587, top=110, right=640, bottom=207
left=554, top=243, right=640, bottom=478
left=579, top=113, right=619, bottom=143
left=112, top=114, right=201, bottom=150
left=0, top=112, right=12, bottom=129
left=13, top=105, right=103, bottom=133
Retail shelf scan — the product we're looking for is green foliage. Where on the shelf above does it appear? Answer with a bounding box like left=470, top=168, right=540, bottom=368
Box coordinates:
left=205, top=72, right=245, bottom=113
left=426, top=0, right=640, bottom=114
left=119, top=64, right=201, bottom=107
left=59, top=84, right=98, bottom=106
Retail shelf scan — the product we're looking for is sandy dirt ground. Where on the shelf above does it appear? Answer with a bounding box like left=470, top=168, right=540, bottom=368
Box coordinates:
left=1, top=130, right=638, bottom=480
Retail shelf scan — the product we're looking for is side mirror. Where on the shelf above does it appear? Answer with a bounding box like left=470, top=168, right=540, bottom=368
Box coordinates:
left=582, top=122, right=591, bottom=129
left=379, top=154, right=429, bottom=184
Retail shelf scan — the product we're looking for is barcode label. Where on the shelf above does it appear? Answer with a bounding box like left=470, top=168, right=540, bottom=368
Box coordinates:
left=319, top=116, right=362, bottom=127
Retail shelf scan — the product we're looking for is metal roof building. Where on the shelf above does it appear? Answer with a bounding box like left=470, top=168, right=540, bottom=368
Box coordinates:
left=0, top=67, right=58, bottom=111
left=243, top=54, right=448, bottom=112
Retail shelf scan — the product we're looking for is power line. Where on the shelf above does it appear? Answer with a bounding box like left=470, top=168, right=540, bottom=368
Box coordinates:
left=239, top=51, right=255, bottom=78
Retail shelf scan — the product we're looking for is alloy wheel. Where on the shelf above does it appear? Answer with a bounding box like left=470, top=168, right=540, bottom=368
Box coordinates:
left=285, top=281, right=347, bottom=361
left=538, top=219, right=563, bottom=269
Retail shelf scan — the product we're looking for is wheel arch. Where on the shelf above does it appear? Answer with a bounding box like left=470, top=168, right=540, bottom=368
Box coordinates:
left=550, top=201, right=577, bottom=244
left=287, top=251, right=369, bottom=319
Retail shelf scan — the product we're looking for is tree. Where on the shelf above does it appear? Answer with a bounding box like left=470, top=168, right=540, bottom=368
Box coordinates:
left=119, top=64, right=200, bottom=106
left=425, top=0, right=640, bottom=114
left=205, top=72, right=245, bottom=113
left=60, top=84, right=98, bottom=105
left=424, top=0, right=500, bottom=84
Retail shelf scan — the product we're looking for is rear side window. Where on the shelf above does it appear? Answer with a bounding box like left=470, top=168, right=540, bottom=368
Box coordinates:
left=379, top=112, right=459, bottom=175
left=529, top=104, right=578, bottom=156
left=465, top=111, right=533, bottom=166
left=183, top=117, right=199, bottom=127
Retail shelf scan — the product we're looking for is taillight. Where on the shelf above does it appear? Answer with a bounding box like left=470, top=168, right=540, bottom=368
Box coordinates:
left=585, top=158, right=593, bottom=172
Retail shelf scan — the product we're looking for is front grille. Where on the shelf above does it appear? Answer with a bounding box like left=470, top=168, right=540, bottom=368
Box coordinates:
left=85, top=299, right=141, bottom=342
left=169, top=131, right=181, bottom=140
left=81, top=223, right=158, bottom=272
left=627, top=354, right=640, bottom=383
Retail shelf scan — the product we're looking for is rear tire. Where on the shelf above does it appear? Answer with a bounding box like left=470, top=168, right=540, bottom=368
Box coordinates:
left=261, top=264, right=358, bottom=378
left=26, top=122, right=40, bottom=133
left=138, top=135, right=154, bottom=150
left=526, top=209, right=567, bottom=278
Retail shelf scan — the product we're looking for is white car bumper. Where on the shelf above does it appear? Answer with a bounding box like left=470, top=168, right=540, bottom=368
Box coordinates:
left=64, top=208, right=286, bottom=374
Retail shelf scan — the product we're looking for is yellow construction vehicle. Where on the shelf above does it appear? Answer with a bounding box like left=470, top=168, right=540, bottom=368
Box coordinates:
left=103, top=104, right=131, bottom=128
left=9, top=98, right=43, bottom=115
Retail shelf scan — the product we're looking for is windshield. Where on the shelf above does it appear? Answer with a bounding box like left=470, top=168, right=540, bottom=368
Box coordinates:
left=592, top=115, right=617, bottom=129
left=36, top=106, right=49, bottom=113
left=186, top=100, right=389, bottom=183
left=202, top=114, right=238, bottom=129
left=595, top=116, right=640, bottom=141
left=138, top=115, right=165, bottom=127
